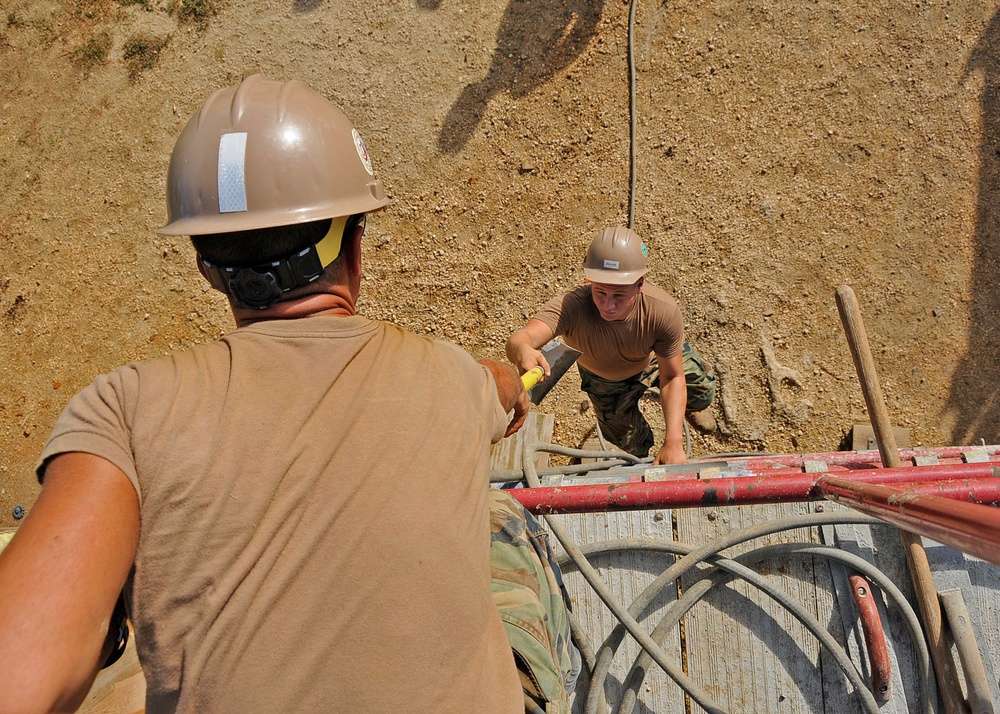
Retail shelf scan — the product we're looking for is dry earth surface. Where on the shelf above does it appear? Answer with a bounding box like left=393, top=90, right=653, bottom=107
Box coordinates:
left=2, top=0, right=1000, bottom=527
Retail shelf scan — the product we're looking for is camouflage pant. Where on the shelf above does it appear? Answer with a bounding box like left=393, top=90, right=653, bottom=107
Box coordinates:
left=578, top=340, right=717, bottom=458
left=489, top=489, right=579, bottom=714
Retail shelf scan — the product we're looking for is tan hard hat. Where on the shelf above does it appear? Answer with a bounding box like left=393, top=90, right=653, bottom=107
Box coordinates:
left=158, top=74, right=389, bottom=236
left=583, top=226, right=649, bottom=284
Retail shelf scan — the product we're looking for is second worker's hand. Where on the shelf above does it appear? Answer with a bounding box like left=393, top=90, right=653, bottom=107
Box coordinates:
left=653, top=441, right=686, bottom=466
left=518, top=348, right=551, bottom=381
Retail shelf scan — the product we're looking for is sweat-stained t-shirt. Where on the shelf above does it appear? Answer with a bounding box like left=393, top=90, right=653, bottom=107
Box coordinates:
left=38, top=315, right=523, bottom=714
left=532, top=281, right=684, bottom=381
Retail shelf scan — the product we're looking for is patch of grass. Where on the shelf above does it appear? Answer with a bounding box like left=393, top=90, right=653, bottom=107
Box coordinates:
left=63, top=0, right=114, bottom=22
left=168, top=0, right=216, bottom=28
left=116, top=0, right=150, bottom=6
left=69, top=28, right=112, bottom=70
left=7, top=11, right=24, bottom=28
left=122, top=32, right=168, bottom=80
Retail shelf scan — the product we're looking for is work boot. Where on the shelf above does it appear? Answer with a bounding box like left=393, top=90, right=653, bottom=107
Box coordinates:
left=688, top=409, right=717, bottom=433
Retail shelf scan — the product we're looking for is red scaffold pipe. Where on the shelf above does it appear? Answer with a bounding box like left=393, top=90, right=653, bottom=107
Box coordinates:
left=816, top=475, right=1000, bottom=568
left=893, top=478, right=1000, bottom=502
left=509, top=462, right=1000, bottom=515
left=731, top=445, right=1000, bottom=470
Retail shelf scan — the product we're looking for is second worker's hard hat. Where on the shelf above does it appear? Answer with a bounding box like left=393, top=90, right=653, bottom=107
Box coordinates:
left=583, top=226, right=649, bottom=285
left=158, top=73, right=389, bottom=237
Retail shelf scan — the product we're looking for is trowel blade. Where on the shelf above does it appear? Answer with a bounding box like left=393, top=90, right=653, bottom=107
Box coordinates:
left=529, top=339, right=583, bottom=405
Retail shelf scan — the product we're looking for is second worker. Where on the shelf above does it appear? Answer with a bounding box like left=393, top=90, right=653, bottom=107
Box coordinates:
left=506, top=226, right=717, bottom=465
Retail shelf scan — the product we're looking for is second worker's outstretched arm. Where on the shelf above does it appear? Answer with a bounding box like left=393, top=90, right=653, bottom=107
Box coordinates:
left=505, top=319, right=556, bottom=377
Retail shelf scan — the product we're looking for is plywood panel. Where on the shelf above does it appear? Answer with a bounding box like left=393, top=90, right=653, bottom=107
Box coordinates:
left=490, top=412, right=555, bottom=472
left=925, top=539, right=1000, bottom=709
left=818, top=512, right=930, bottom=714
left=0, top=527, right=15, bottom=550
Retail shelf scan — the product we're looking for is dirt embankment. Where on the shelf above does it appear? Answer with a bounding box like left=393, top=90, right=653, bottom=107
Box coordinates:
left=1, top=0, right=999, bottom=525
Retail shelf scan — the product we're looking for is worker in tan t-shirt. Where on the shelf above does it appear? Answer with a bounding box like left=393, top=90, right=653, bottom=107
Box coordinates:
left=507, top=227, right=717, bottom=465
left=0, top=75, right=559, bottom=713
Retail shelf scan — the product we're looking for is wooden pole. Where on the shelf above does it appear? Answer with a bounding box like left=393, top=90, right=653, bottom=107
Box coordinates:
left=835, top=285, right=968, bottom=714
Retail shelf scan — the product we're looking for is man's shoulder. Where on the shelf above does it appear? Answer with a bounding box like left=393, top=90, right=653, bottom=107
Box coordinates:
left=639, top=280, right=676, bottom=303
left=640, top=281, right=681, bottom=312
left=368, top=321, right=485, bottom=376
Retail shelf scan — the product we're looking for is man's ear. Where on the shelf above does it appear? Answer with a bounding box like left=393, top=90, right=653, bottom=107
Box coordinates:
left=635, top=276, right=645, bottom=290
left=343, top=221, right=364, bottom=277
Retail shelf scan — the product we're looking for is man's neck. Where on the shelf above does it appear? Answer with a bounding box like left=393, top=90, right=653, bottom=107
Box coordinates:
left=233, top=293, right=356, bottom=327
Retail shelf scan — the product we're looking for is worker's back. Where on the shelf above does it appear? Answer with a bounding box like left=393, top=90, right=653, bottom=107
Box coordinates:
left=40, top=315, right=523, bottom=713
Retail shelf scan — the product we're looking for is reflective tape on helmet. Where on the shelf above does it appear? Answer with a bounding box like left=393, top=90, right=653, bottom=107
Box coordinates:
left=218, top=132, right=248, bottom=213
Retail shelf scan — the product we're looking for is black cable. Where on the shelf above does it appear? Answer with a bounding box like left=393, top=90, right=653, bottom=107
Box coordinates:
left=627, top=0, right=639, bottom=228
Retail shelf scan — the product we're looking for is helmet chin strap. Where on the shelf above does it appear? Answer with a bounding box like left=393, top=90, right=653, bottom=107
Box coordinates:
left=199, top=215, right=359, bottom=310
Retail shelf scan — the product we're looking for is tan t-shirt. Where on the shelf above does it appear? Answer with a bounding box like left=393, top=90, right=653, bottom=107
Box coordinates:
left=39, top=315, right=522, bottom=714
left=533, top=281, right=684, bottom=381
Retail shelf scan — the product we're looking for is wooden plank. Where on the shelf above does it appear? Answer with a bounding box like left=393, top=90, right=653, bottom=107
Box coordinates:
left=549, top=508, right=686, bottom=714
left=926, top=540, right=1000, bottom=709
left=0, top=527, right=15, bottom=550
left=851, top=424, right=911, bottom=451
left=577, top=437, right=624, bottom=464
left=490, top=412, right=555, bottom=472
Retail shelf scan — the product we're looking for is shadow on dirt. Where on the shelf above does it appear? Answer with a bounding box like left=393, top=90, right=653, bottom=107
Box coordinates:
left=438, top=0, right=604, bottom=154
left=293, top=0, right=325, bottom=11
left=951, top=10, right=1000, bottom=445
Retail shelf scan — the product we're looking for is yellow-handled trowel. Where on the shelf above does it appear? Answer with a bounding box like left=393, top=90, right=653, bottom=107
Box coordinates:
left=519, top=339, right=583, bottom=404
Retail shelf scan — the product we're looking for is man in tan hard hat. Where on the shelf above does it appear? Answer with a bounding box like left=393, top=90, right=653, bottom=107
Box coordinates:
left=0, top=75, right=576, bottom=713
left=506, top=226, right=716, bottom=465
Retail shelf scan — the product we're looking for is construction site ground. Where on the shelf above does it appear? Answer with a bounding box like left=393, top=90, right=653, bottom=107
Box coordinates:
left=2, top=1, right=1000, bottom=525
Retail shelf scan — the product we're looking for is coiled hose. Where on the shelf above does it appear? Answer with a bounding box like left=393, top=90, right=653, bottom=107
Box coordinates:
left=516, top=443, right=935, bottom=714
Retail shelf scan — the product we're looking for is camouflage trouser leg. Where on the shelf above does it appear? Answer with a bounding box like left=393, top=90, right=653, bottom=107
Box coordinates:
left=580, top=341, right=717, bottom=457
left=578, top=365, right=654, bottom=457
left=681, top=340, right=717, bottom=412
left=489, top=489, right=579, bottom=714
left=638, top=340, right=718, bottom=413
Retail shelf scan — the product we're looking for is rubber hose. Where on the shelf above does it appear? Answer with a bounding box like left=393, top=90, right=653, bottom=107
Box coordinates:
left=572, top=512, right=886, bottom=713
left=563, top=537, right=878, bottom=714
left=601, top=541, right=929, bottom=714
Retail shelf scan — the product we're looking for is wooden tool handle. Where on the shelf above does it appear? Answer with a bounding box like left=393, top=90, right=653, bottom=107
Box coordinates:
left=835, top=285, right=967, bottom=714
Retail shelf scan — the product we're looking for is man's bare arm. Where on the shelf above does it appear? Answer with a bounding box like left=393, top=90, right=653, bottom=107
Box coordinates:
left=0, top=453, right=139, bottom=713
left=654, top=352, right=687, bottom=465
left=504, top=319, right=556, bottom=376
left=479, top=359, right=531, bottom=437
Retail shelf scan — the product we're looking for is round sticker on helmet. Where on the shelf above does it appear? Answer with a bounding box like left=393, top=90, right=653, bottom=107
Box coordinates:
left=641, top=242, right=648, bottom=257
left=352, top=129, right=374, bottom=176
